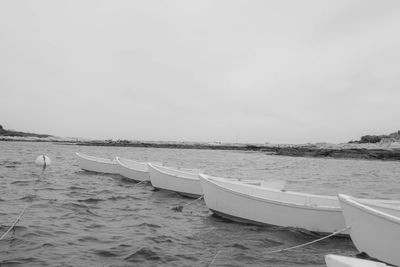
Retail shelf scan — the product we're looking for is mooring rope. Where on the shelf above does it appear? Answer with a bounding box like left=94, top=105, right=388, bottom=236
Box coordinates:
left=0, top=205, right=28, bottom=241
left=172, top=195, right=204, bottom=212
left=263, top=226, right=351, bottom=254
left=133, top=180, right=148, bottom=187
left=207, top=226, right=350, bottom=266
left=208, top=249, right=224, bottom=267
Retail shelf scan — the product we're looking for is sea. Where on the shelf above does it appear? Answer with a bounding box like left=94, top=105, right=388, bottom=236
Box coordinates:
left=1, top=141, right=399, bottom=267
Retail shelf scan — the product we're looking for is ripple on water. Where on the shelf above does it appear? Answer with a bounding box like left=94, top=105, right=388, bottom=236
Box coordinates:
left=10, top=180, right=34, bottom=185
left=145, top=235, right=177, bottom=244
left=18, top=194, right=40, bottom=201
left=0, top=258, right=46, bottom=266
left=135, top=222, right=162, bottom=228
left=229, top=243, right=250, bottom=250
left=94, top=250, right=120, bottom=258
left=77, top=197, right=104, bottom=204
left=67, top=186, right=86, bottom=190
left=124, top=247, right=163, bottom=263
left=108, top=195, right=142, bottom=201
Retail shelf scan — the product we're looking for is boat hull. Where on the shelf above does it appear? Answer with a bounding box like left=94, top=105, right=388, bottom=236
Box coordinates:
left=75, top=153, right=118, bottom=174
left=325, top=254, right=389, bottom=267
left=339, top=195, right=400, bottom=266
left=199, top=175, right=346, bottom=234
left=148, top=164, right=202, bottom=198
left=115, top=157, right=149, bottom=182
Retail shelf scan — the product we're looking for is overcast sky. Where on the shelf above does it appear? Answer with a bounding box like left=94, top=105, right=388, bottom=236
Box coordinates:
left=1, top=1, right=399, bottom=144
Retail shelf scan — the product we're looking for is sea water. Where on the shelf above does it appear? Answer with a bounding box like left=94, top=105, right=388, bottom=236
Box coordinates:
left=1, top=141, right=399, bottom=266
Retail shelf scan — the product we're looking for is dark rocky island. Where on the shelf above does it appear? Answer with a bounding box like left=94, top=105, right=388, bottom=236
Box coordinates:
left=0, top=125, right=52, bottom=138
left=1, top=124, right=400, bottom=161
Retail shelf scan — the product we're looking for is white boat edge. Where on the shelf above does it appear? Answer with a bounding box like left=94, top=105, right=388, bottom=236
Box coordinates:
left=338, top=194, right=400, bottom=267
left=325, top=254, right=390, bottom=267
left=148, top=163, right=203, bottom=198
left=75, top=152, right=119, bottom=174
left=115, top=156, right=150, bottom=182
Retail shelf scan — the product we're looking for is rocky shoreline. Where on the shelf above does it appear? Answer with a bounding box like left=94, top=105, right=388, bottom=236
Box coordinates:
left=2, top=135, right=400, bottom=161
left=70, top=140, right=400, bottom=161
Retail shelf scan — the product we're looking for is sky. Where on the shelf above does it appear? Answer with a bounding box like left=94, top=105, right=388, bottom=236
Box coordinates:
left=0, top=0, right=399, bottom=144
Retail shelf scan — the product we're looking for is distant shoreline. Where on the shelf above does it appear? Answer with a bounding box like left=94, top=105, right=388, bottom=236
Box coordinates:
left=1, top=136, right=400, bottom=161
left=73, top=140, right=400, bottom=161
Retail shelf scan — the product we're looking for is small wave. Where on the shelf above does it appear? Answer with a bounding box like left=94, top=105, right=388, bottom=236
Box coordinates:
left=21, top=232, right=42, bottom=238
left=145, top=235, right=175, bottom=244
left=176, top=254, right=198, bottom=261
left=229, top=243, right=249, bottom=250
left=95, top=250, right=119, bottom=257
left=135, top=222, right=161, bottom=228
left=40, top=186, right=66, bottom=191
left=124, top=247, right=162, bottom=263
left=78, top=236, right=100, bottom=242
left=68, top=186, right=86, bottom=190
left=18, top=194, right=39, bottom=201
left=116, top=243, right=132, bottom=248
left=5, top=165, right=17, bottom=168
left=232, top=252, right=259, bottom=262
left=92, top=189, right=114, bottom=194
left=0, top=160, right=22, bottom=169
left=85, top=208, right=104, bottom=217
left=61, top=202, right=89, bottom=210
left=0, top=258, right=44, bottom=266
left=53, top=230, right=71, bottom=235
left=108, top=195, right=141, bottom=201
left=75, top=170, right=98, bottom=176
left=258, top=238, right=284, bottom=247
left=77, top=197, right=104, bottom=204
left=40, top=242, right=55, bottom=248
left=120, top=177, right=139, bottom=184
left=30, top=242, right=56, bottom=250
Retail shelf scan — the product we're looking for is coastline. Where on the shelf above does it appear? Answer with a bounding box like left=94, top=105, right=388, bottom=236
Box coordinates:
left=1, top=136, right=400, bottom=161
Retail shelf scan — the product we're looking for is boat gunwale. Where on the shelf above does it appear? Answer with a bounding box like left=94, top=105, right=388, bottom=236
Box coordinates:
left=148, top=163, right=199, bottom=181
left=339, top=194, right=400, bottom=225
left=76, top=152, right=116, bottom=164
left=199, top=174, right=341, bottom=212
left=115, top=156, right=148, bottom=173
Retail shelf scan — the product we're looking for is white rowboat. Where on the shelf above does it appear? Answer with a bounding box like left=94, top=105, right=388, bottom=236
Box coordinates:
left=115, top=157, right=150, bottom=182
left=148, top=163, right=202, bottom=198
left=325, top=254, right=389, bottom=267
left=339, top=194, right=400, bottom=266
left=75, top=152, right=118, bottom=174
left=199, top=174, right=346, bottom=233
left=147, top=164, right=283, bottom=198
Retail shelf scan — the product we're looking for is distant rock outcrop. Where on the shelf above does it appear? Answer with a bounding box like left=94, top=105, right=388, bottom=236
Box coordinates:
left=350, top=130, right=400, bottom=144
left=0, top=124, right=52, bottom=138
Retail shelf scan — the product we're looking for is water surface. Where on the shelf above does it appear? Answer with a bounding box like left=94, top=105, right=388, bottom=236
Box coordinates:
left=1, top=141, right=399, bottom=266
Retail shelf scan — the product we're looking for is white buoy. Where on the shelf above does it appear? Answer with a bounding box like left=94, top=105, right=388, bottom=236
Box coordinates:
left=35, top=155, right=51, bottom=167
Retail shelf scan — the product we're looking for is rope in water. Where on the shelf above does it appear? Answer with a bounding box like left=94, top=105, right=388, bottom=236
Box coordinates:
left=181, top=195, right=204, bottom=208
left=172, top=195, right=204, bottom=212
left=263, top=226, right=351, bottom=254
left=207, top=226, right=350, bottom=266
left=133, top=180, right=148, bottom=187
left=0, top=205, right=28, bottom=241
left=0, top=158, right=47, bottom=241
left=208, top=249, right=225, bottom=267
